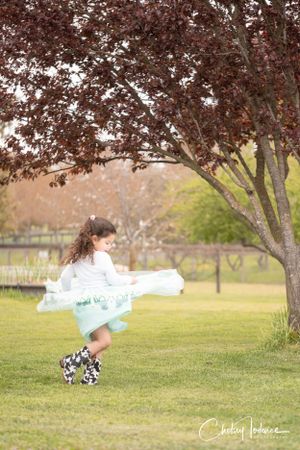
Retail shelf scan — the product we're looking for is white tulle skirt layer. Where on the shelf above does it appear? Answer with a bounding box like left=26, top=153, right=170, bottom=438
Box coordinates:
left=36, top=269, right=184, bottom=341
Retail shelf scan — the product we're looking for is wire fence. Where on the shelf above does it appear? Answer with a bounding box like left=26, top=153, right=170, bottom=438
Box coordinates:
left=0, top=234, right=286, bottom=291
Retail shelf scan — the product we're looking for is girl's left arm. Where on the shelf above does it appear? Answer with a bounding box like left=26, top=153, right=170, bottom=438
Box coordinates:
left=60, top=264, right=75, bottom=291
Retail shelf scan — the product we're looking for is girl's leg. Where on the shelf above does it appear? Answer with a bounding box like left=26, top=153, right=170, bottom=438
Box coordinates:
left=86, top=324, right=112, bottom=357
left=80, top=325, right=111, bottom=385
left=60, top=325, right=112, bottom=385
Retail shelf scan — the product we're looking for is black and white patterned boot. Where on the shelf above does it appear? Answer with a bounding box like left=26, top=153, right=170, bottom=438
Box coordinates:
left=59, top=345, right=92, bottom=384
left=80, top=357, right=102, bottom=385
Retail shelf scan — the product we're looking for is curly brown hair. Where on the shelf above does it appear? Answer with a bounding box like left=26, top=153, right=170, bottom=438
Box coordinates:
left=60, top=216, right=117, bottom=265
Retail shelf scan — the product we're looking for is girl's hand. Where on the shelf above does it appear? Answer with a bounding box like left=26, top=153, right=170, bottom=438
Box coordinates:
left=131, top=276, right=138, bottom=285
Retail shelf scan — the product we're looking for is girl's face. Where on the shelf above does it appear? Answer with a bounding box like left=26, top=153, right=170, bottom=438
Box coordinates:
left=92, top=233, right=116, bottom=252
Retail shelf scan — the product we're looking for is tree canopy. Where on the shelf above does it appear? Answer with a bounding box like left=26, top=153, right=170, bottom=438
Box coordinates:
left=0, top=1, right=299, bottom=262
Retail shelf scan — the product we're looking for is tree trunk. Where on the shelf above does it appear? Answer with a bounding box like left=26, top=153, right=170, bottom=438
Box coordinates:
left=129, top=243, right=138, bottom=271
left=282, top=247, right=300, bottom=333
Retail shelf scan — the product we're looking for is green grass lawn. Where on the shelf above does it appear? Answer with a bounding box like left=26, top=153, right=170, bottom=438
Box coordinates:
left=0, top=282, right=299, bottom=450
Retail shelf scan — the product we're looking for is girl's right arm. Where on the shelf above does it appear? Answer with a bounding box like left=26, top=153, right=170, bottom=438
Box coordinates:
left=97, top=252, right=136, bottom=286
left=59, top=264, right=75, bottom=291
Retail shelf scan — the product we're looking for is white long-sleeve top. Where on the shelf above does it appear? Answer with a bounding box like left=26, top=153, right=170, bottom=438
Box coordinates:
left=59, top=250, right=132, bottom=291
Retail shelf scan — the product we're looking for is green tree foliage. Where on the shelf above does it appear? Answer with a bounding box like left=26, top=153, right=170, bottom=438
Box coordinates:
left=170, top=177, right=258, bottom=245
left=169, top=147, right=300, bottom=246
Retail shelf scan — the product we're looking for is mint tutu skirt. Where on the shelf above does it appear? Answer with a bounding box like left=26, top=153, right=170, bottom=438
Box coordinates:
left=37, top=270, right=184, bottom=342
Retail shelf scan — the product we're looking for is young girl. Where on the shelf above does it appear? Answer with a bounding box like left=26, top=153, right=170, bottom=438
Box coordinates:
left=37, top=215, right=184, bottom=386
